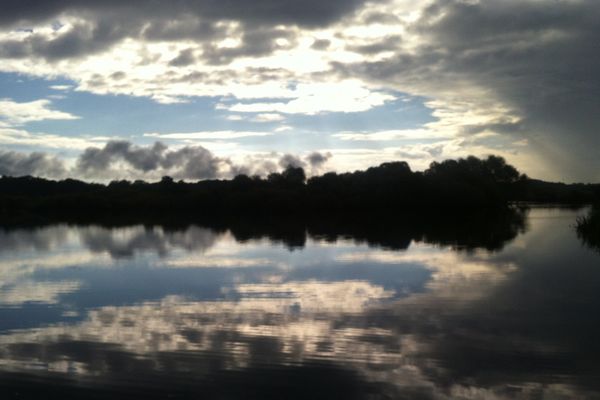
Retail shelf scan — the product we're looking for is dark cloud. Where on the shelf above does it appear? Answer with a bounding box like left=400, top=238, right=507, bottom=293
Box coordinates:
left=0, top=0, right=374, bottom=61
left=422, top=0, right=600, bottom=181
left=306, top=151, right=331, bottom=168
left=140, top=16, right=220, bottom=42
left=346, top=35, right=402, bottom=55
left=0, top=150, right=66, bottom=178
left=226, top=152, right=328, bottom=178
left=311, top=39, right=331, bottom=50
left=0, top=141, right=332, bottom=182
left=109, top=71, right=126, bottom=80
left=77, top=140, right=222, bottom=180
left=393, top=150, right=425, bottom=160
left=362, top=11, right=400, bottom=25
left=160, top=146, right=221, bottom=179
left=78, top=141, right=166, bottom=172
left=278, top=153, right=306, bottom=169
left=168, top=49, right=196, bottom=67
left=229, top=158, right=279, bottom=178
left=74, top=141, right=326, bottom=180
left=0, top=16, right=296, bottom=66
left=0, top=0, right=371, bottom=29
left=460, top=120, right=525, bottom=136
left=200, top=27, right=297, bottom=65
left=332, top=0, right=600, bottom=181
left=0, top=20, right=134, bottom=60
left=425, top=144, right=444, bottom=158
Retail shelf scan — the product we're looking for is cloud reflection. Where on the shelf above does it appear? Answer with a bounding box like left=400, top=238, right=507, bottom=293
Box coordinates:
left=0, top=209, right=598, bottom=398
left=0, top=280, right=81, bottom=305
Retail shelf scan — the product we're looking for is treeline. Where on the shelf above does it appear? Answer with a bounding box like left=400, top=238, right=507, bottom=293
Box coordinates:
left=0, top=155, right=598, bottom=221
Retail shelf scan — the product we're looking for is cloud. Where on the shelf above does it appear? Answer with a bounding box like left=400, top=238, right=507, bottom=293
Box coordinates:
left=0, top=150, right=66, bottom=177
left=200, top=26, right=298, bottom=66
left=161, top=145, right=223, bottom=179
left=0, top=126, right=107, bottom=150
left=1, top=1, right=599, bottom=180
left=345, top=34, right=402, bottom=55
left=49, top=84, right=73, bottom=91
left=76, top=140, right=224, bottom=180
left=228, top=158, right=279, bottom=178
left=0, top=98, right=79, bottom=125
left=78, top=141, right=166, bottom=173
left=0, top=0, right=370, bottom=30
left=0, top=20, right=134, bottom=61
left=330, top=0, right=600, bottom=181
left=252, top=113, right=285, bottom=122
left=311, top=39, right=331, bottom=50
left=0, top=2, right=396, bottom=109
left=222, top=113, right=285, bottom=123
left=306, top=151, right=331, bottom=168
left=0, top=139, right=336, bottom=180
left=144, top=131, right=272, bottom=140
left=276, top=151, right=332, bottom=172
left=227, top=81, right=395, bottom=114
left=333, top=129, right=449, bottom=141
left=394, top=144, right=445, bottom=160
left=70, top=140, right=332, bottom=180
left=0, top=0, right=370, bottom=66
left=278, top=154, right=306, bottom=169
left=168, top=48, right=196, bottom=67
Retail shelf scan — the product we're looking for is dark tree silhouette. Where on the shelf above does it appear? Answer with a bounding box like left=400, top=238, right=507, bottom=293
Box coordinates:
left=0, top=155, right=598, bottom=223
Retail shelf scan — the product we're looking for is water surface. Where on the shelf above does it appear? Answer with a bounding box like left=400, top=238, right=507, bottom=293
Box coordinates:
left=0, top=208, right=598, bottom=399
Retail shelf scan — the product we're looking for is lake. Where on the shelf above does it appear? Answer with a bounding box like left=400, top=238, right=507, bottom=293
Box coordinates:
left=0, top=207, right=599, bottom=399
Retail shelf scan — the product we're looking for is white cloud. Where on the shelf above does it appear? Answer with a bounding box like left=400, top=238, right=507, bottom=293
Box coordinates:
left=49, top=84, right=73, bottom=91
left=223, top=113, right=286, bottom=122
left=333, top=128, right=450, bottom=141
left=0, top=126, right=106, bottom=150
left=144, top=130, right=273, bottom=140
left=252, top=113, right=285, bottom=122
left=0, top=98, right=79, bottom=125
left=228, top=81, right=394, bottom=114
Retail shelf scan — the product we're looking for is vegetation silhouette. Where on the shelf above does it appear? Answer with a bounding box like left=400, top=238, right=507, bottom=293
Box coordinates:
left=576, top=205, right=600, bottom=252
left=0, top=155, right=598, bottom=224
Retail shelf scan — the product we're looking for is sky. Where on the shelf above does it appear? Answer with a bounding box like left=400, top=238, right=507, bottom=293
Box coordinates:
left=0, top=0, right=598, bottom=182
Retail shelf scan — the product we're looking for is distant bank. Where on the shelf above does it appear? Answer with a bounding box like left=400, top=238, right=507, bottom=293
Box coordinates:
left=0, top=155, right=598, bottom=223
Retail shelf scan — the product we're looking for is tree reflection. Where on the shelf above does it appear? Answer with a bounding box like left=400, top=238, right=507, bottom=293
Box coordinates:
left=0, top=207, right=529, bottom=257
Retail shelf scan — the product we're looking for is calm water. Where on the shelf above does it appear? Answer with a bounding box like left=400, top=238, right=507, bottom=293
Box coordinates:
left=0, top=208, right=599, bottom=399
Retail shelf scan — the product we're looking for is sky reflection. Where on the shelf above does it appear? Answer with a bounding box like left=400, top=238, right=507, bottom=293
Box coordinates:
left=0, top=208, right=598, bottom=399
